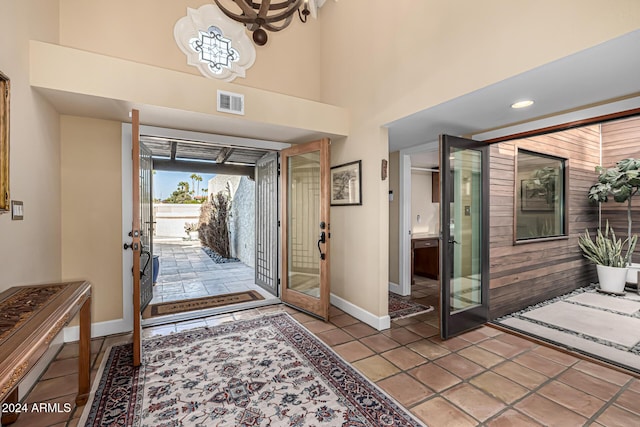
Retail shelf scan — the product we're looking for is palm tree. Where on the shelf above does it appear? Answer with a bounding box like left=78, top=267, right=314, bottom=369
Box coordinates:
left=190, top=174, right=203, bottom=196
left=177, top=181, right=189, bottom=193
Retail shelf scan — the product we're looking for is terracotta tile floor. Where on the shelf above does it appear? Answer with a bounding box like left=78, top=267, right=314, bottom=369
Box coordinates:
left=9, top=278, right=640, bottom=426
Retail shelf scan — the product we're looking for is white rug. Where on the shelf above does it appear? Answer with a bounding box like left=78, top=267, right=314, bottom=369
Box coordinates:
left=494, top=285, right=640, bottom=373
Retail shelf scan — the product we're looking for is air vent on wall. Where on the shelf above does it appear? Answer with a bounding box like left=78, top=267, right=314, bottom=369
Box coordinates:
left=217, top=90, right=244, bottom=115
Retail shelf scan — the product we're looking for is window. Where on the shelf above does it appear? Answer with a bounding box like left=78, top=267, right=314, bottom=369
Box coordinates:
left=515, top=149, right=567, bottom=241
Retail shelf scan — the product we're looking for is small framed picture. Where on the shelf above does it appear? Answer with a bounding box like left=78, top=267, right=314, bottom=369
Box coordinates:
left=331, top=160, right=362, bottom=206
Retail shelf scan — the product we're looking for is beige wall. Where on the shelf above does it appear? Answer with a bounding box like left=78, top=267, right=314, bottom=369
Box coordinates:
left=319, top=0, right=640, bottom=318
left=388, top=151, right=399, bottom=284
left=61, top=116, right=123, bottom=323
left=0, top=1, right=60, bottom=290
left=4, top=1, right=640, bottom=327
left=59, top=0, right=322, bottom=101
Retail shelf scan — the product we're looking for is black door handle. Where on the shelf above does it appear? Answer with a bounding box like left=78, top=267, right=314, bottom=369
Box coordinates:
left=317, top=231, right=326, bottom=260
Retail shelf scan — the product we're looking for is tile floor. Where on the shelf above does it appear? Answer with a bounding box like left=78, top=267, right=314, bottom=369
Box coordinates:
left=150, top=239, right=274, bottom=305
left=9, top=277, right=640, bottom=426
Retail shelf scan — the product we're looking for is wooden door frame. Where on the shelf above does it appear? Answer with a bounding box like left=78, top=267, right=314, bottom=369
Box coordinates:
left=131, top=109, right=142, bottom=366
left=280, top=138, right=331, bottom=320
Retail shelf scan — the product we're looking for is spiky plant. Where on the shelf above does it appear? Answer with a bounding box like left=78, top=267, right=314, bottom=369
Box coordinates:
left=579, top=221, right=637, bottom=268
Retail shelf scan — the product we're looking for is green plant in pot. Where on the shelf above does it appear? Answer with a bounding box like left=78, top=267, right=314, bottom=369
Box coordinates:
left=588, top=158, right=640, bottom=286
left=579, top=221, right=637, bottom=294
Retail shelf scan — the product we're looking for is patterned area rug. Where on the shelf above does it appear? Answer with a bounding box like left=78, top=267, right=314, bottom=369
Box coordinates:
left=81, top=313, right=423, bottom=426
left=494, top=285, right=640, bottom=373
left=388, top=292, right=434, bottom=320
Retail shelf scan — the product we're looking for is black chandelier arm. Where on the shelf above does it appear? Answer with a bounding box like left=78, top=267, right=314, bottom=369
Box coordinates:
left=213, top=0, right=303, bottom=27
left=257, top=0, right=302, bottom=24
left=213, top=0, right=259, bottom=23
left=248, top=0, right=299, bottom=11
left=261, top=15, right=295, bottom=32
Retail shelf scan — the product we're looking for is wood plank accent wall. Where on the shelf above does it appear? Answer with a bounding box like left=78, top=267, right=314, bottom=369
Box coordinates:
left=601, top=116, right=640, bottom=260
left=489, top=125, right=600, bottom=319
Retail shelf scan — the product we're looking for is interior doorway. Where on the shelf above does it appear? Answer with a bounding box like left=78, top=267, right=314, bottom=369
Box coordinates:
left=389, top=142, right=441, bottom=328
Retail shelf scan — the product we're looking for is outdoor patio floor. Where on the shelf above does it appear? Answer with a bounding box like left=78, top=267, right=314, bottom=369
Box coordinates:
left=150, top=238, right=275, bottom=305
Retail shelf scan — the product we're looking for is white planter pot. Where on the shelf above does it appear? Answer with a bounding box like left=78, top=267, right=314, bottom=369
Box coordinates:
left=596, top=265, right=629, bottom=294
left=625, top=263, right=640, bottom=285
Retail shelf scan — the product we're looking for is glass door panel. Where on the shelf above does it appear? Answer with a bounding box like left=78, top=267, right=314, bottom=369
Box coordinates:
left=280, top=139, right=330, bottom=320
left=440, top=135, right=489, bottom=339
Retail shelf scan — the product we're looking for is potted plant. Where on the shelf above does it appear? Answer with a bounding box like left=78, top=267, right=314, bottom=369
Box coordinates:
left=588, top=158, right=640, bottom=286
left=184, top=222, right=199, bottom=240
left=579, top=221, right=637, bottom=294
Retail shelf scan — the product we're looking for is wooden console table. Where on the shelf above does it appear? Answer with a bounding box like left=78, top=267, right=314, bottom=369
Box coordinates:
left=0, top=281, right=91, bottom=425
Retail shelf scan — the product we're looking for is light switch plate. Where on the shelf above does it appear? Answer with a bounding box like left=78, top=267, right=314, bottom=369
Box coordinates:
left=11, top=200, right=23, bottom=220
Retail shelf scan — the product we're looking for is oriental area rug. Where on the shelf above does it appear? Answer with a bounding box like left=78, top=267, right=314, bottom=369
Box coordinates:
left=81, top=312, right=423, bottom=426
left=388, top=292, right=434, bottom=320
left=494, top=285, right=640, bottom=374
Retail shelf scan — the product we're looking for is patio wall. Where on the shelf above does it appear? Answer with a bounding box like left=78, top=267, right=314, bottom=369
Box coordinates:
left=230, top=176, right=256, bottom=268
left=488, top=125, right=600, bottom=319
left=154, top=204, right=200, bottom=238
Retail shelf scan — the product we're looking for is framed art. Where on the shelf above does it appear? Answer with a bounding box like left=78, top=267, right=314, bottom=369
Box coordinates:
left=520, top=179, right=554, bottom=211
left=0, top=71, right=9, bottom=213
left=330, top=160, right=362, bottom=206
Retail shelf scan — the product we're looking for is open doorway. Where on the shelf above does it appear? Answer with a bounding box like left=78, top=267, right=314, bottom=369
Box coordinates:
left=136, top=128, right=288, bottom=324
left=148, top=173, right=275, bottom=318
left=388, top=144, right=440, bottom=328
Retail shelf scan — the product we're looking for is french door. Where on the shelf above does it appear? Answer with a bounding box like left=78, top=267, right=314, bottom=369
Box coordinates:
left=440, top=134, right=489, bottom=339
left=280, top=139, right=331, bottom=320
left=255, top=152, right=279, bottom=295
left=130, top=109, right=154, bottom=366
left=131, top=109, right=142, bottom=366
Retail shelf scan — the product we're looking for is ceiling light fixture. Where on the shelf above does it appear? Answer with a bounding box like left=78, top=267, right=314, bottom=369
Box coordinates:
left=511, top=100, right=534, bottom=109
left=213, top=0, right=311, bottom=46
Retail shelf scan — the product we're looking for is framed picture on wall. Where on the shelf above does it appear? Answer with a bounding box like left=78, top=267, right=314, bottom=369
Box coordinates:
left=330, top=160, right=362, bottom=206
left=521, top=179, right=554, bottom=211
left=0, top=71, right=9, bottom=213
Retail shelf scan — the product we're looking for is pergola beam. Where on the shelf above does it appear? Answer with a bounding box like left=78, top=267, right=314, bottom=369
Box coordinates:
left=153, top=158, right=254, bottom=179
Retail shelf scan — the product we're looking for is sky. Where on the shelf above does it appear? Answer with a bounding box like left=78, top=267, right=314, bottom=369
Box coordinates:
left=154, top=171, right=217, bottom=200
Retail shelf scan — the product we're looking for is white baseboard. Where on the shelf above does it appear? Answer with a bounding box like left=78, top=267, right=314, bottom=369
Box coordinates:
left=63, top=294, right=394, bottom=340
left=388, top=281, right=404, bottom=295
left=330, top=293, right=391, bottom=331
left=63, top=317, right=132, bottom=342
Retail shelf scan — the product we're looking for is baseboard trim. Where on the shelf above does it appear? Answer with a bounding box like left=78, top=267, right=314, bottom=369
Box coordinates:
left=65, top=294, right=394, bottom=339
left=330, top=293, right=391, bottom=331
left=388, top=281, right=404, bottom=295
left=63, top=317, right=132, bottom=342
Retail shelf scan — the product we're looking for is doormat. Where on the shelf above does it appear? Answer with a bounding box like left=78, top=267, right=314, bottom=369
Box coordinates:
left=389, top=292, right=434, bottom=320
left=145, top=290, right=264, bottom=317
left=80, top=313, right=423, bottom=427
left=493, top=284, right=640, bottom=374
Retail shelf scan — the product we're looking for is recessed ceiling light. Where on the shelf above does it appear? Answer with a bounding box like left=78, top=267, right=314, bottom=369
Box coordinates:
left=511, top=100, right=534, bottom=109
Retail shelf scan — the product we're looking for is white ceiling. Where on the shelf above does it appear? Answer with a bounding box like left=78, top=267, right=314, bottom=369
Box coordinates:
left=388, top=29, right=640, bottom=153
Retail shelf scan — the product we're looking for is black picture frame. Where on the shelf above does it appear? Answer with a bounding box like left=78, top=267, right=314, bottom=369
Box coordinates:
left=330, top=160, right=362, bottom=206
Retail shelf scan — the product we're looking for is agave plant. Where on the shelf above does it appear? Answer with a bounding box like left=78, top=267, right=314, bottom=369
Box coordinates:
left=578, top=221, right=638, bottom=268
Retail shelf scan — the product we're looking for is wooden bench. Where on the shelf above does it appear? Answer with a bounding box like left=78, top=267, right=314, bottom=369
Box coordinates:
left=0, top=281, right=91, bottom=425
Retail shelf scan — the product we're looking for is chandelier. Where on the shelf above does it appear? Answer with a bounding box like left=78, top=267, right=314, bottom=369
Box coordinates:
left=213, top=0, right=311, bottom=46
